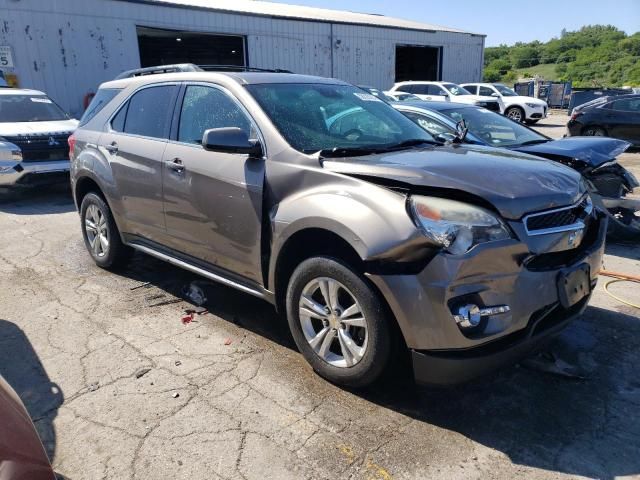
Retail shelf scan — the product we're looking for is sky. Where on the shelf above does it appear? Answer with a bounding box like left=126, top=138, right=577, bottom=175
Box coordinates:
left=267, top=0, right=640, bottom=46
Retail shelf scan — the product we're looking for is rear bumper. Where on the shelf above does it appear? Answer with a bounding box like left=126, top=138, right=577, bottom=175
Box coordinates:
left=0, top=159, right=70, bottom=188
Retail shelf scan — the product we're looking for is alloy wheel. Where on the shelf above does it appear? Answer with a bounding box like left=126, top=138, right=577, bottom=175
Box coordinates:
left=84, top=204, right=109, bottom=258
left=507, top=108, right=523, bottom=122
left=298, top=277, right=368, bottom=368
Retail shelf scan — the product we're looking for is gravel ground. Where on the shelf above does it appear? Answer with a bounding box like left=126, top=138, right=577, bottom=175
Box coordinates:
left=0, top=115, right=639, bottom=479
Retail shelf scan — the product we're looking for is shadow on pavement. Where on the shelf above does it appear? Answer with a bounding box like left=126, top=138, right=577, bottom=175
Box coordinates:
left=361, top=305, right=640, bottom=480
left=0, top=186, right=75, bottom=215
left=113, top=248, right=640, bottom=478
left=0, top=319, right=63, bottom=463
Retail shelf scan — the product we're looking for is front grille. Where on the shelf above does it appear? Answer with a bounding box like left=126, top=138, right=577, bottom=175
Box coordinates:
left=525, top=197, right=592, bottom=234
left=3, top=133, right=71, bottom=162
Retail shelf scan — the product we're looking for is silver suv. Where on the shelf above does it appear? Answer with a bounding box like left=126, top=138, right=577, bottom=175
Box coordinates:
left=70, top=69, right=606, bottom=387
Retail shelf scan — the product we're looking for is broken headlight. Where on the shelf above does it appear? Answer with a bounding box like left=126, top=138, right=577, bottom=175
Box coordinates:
left=409, top=196, right=512, bottom=254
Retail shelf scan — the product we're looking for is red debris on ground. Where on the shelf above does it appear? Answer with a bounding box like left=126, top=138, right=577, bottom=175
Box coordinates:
left=181, top=313, right=194, bottom=325
left=224, top=338, right=232, bottom=345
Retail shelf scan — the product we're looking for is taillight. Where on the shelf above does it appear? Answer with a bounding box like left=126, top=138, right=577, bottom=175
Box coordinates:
left=68, top=133, right=76, bottom=159
left=570, top=111, right=582, bottom=121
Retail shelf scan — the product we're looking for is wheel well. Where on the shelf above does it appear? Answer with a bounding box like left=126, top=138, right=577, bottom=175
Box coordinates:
left=274, top=228, right=363, bottom=313
left=74, top=176, right=103, bottom=210
left=582, top=125, right=606, bottom=135
left=506, top=105, right=524, bottom=113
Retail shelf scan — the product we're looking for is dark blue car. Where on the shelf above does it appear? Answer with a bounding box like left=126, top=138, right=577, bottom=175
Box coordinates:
left=394, top=101, right=640, bottom=240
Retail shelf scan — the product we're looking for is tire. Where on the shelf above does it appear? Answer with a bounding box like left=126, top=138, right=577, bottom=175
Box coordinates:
left=525, top=119, right=539, bottom=125
left=286, top=256, right=392, bottom=388
left=583, top=126, right=606, bottom=137
left=80, top=192, right=132, bottom=269
left=505, top=106, right=525, bottom=123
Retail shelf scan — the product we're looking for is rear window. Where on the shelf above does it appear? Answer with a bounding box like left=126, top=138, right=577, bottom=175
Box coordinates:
left=0, top=94, right=69, bottom=122
left=79, top=88, right=121, bottom=127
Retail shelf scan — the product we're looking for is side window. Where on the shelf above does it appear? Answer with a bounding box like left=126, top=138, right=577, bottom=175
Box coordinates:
left=427, top=85, right=446, bottom=96
left=611, top=98, right=640, bottom=112
left=79, top=88, right=121, bottom=127
left=122, top=85, right=176, bottom=139
left=465, top=85, right=478, bottom=94
left=414, top=85, right=430, bottom=95
left=400, top=85, right=416, bottom=94
left=111, top=102, right=127, bottom=132
left=403, top=111, right=451, bottom=136
left=479, top=86, right=494, bottom=96
left=178, top=85, right=252, bottom=145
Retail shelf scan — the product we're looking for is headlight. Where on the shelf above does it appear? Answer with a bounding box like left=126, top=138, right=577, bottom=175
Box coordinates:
left=525, top=102, right=539, bottom=108
left=409, top=196, right=512, bottom=254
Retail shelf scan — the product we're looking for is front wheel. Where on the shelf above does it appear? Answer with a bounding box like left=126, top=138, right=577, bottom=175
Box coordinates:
left=286, top=257, right=392, bottom=388
left=505, top=106, right=524, bottom=123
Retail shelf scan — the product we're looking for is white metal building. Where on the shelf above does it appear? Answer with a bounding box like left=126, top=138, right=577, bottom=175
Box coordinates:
left=0, top=0, right=485, bottom=116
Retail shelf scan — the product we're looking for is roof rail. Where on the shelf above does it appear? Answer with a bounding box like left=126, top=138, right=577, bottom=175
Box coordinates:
left=114, top=63, right=203, bottom=80
left=198, top=65, right=293, bottom=73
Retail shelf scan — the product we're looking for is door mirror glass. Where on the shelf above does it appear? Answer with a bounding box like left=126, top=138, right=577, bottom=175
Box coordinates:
left=491, top=92, right=500, bottom=97
left=202, top=127, right=263, bottom=156
left=434, top=132, right=457, bottom=143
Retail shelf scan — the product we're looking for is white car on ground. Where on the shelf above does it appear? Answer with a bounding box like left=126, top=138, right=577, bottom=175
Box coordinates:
left=389, top=81, right=502, bottom=112
left=462, top=82, right=548, bottom=124
left=0, top=88, right=78, bottom=190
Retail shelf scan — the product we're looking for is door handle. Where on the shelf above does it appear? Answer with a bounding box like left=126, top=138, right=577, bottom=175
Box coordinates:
left=105, top=142, right=118, bottom=155
left=166, top=157, right=185, bottom=174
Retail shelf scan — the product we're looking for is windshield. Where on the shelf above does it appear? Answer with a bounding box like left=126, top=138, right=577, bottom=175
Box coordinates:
left=440, top=106, right=547, bottom=147
left=246, top=83, right=434, bottom=154
left=0, top=94, right=69, bottom=122
left=494, top=84, right=518, bottom=97
left=442, top=83, right=472, bottom=96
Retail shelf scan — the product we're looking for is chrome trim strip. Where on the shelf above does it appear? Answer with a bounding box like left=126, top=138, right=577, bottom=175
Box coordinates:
left=523, top=195, right=592, bottom=236
left=129, top=243, right=268, bottom=300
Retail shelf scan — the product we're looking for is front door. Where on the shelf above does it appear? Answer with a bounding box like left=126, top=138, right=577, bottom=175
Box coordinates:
left=161, top=84, right=265, bottom=284
left=606, top=97, right=640, bottom=142
left=99, top=84, right=178, bottom=242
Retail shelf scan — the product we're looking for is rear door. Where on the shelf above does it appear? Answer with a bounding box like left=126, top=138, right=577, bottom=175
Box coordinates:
left=605, top=98, right=640, bottom=142
left=161, top=83, right=265, bottom=284
left=99, top=83, right=179, bottom=242
left=425, top=85, right=449, bottom=102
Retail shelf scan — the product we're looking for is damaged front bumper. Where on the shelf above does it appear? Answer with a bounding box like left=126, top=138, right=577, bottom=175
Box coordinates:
left=367, top=211, right=607, bottom=386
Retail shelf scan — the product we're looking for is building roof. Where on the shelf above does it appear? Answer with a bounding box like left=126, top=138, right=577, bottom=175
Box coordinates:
left=124, top=0, right=481, bottom=35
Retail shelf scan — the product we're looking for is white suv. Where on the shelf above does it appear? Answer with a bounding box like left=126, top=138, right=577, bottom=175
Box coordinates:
left=389, top=81, right=502, bottom=112
left=0, top=88, right=77, bottom=190
left=462, top=83, right=548, bottom=124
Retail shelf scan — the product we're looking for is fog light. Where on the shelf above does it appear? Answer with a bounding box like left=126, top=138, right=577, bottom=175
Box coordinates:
left=454, top=304, right=510, bottom=329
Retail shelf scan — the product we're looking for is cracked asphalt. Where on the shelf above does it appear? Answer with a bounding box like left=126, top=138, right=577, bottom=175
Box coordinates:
left=1, top=114, right=639, bottom=480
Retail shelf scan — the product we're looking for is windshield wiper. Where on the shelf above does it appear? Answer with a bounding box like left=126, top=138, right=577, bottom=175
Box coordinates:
left=318, top=146, right=388, bottom=158
left=386, top=139, right=438, bottom=150
left=518, top=139, right=549, bottom=146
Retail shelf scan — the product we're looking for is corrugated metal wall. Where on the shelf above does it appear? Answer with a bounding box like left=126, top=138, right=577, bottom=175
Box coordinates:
left=0, top=0, right=484, bottom=116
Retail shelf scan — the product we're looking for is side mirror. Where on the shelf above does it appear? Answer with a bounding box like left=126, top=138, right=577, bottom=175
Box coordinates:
left=491, top=92, right=500, bottom=97
left=202, top=127, right=263, bottom=157
left=454, top=119, right=469, bottom=143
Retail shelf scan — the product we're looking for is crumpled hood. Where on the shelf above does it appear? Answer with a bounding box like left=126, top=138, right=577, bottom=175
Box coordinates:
left=323, top=144, right=584, bottom=220
left=512, top=136, right=631, bottom=167
left=0, top=119, right=78, bottom=137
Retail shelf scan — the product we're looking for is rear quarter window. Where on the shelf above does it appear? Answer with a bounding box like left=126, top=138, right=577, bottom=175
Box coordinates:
left=79, top=88, right=121, bottom=127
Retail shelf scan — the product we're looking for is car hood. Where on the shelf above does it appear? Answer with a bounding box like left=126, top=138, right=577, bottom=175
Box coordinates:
left=0, top=119, right=78, bottom=136
left=322, top=145, right=583, bottom=220
left=512, top=137, right=631, bottom=167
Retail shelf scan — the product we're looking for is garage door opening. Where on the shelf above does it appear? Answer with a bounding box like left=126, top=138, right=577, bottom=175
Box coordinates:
left=136, top=26, right=246, bottom=69
left=395, top=45, right=440, bottom=82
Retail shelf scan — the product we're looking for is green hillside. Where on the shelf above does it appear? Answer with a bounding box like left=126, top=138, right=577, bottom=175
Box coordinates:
left=484, top=25, right=640, bottom=87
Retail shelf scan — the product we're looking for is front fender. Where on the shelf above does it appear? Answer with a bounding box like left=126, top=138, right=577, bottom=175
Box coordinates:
left=267, top=178, right=428, bottom=290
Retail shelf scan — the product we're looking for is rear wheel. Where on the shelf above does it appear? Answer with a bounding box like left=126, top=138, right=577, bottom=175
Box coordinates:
left=583, top=126, right=606, bottom=137
left=80, top=192, right=132, bottom=269
left=505, top=106, right=524, bottom=123
left=286, top=257, right=392, bottom=388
